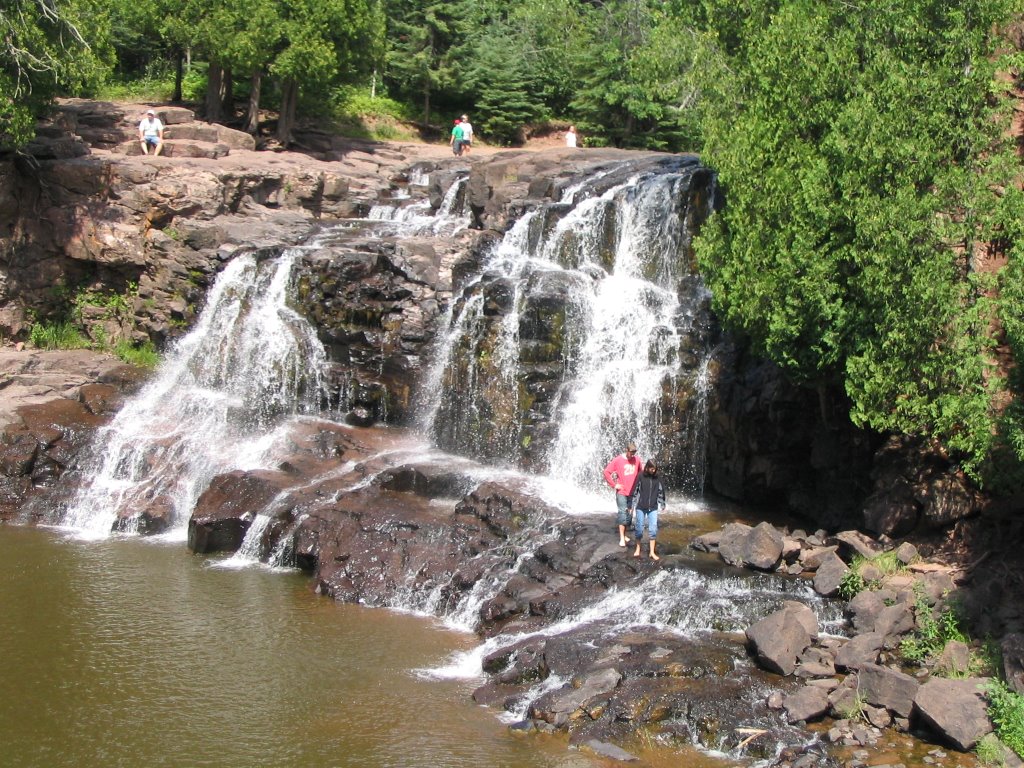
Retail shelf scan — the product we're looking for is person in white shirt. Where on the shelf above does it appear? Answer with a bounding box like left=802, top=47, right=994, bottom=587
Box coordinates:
left=138, top=109, right=164, bottom=156
left=566, top=125, right=578, bottom=148
left=460, top=114, right=473, bottom=154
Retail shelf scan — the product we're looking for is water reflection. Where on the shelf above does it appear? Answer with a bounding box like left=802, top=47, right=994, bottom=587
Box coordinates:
left=0, top=527, right=600, bottom=768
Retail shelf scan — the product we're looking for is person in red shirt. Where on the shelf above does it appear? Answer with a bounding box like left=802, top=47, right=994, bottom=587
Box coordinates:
left=603, top=442, right=643, bottom=547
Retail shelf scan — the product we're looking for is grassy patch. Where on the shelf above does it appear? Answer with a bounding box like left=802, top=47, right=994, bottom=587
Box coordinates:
left=837, top=549, right=911, bottom=599
left=29, top=321, right=90, bottom=350
left=113, top=340, right=160, bottom=369
left=900, top=585, right=968, bottom=664
left=976, top=732, right=1008, bottom=766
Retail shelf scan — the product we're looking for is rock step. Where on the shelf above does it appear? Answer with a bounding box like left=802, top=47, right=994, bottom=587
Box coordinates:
left=114, top=139, right=231, bottom=159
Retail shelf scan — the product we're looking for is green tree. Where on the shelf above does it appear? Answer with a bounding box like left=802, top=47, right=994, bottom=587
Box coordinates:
left=271, top=0, right=384, bottom=144
left=383, top=0, right=468, bottom=125
left=568, top=0, right=698, bottom=149
left=692, top=0, right=1024, bottom=479
left=0, top=0, right=112, bottom=150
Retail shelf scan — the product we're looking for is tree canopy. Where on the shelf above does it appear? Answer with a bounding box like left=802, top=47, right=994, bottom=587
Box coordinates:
left=690, top=0, right=1024, bottom=481
left=0, top=0, right=111, bottom=149
left=5, top=0, right=1024, bottom=484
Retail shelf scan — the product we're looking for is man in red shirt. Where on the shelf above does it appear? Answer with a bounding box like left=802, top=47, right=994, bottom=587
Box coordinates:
left=603, top=442, right=643, bottom=547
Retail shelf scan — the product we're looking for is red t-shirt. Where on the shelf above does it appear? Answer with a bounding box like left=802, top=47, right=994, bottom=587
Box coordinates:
left=603, top=453, right=643, bottom=496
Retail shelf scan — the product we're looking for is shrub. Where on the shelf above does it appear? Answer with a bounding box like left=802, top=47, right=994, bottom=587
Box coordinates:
left=29, top=321, right=89, bottom=350
left=113, top=340, right=160, bottom=369
left=987, top=680, right=1024, bottom=759
left=900, top=587, right=968, bottom=664
left=838, top=568, right=866, bottom=600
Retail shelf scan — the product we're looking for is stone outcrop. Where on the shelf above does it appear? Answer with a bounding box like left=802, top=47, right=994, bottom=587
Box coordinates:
left=692, top=516, right=1021, bottom=757
left=0, top=349, right=145, bottom=522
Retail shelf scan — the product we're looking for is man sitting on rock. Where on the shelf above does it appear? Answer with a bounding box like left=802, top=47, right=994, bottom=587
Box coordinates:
left=138, top=109, right=164, bottom=156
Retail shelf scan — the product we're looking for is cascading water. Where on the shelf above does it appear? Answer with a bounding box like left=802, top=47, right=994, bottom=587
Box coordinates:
left=40, top=155, right=846, bottom=765
left=59, top=249, right=328, bottom=538
left=367, top=175, right=471, bottom=235
left=424, top=160, right=716, bottom=494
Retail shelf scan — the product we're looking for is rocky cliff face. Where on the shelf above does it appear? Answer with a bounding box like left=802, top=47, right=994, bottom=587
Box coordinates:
left=0, top=101, right=986, bottom=537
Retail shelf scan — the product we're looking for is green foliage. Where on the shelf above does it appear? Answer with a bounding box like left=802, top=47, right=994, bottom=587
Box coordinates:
left=976, top=732, right=1007, bottom=767
left=72, top=283, right=136, bottom=323
left=465, top=30, right=547, bottom=144
left=570, top=1, right=700, bottom=149
left=29, top=321, right=89, bottom=351
left=113, top=339, right=160, bottom=368
left=838, top=551, right=908, bottom=599
left=900, top=586, right=969, bottom=664
left=834, top=692, right=867, bottom=723
left=837, top=568, right=865, bottom=600
left=0, top=0, right=113, bottom=149
left=383, top=0, right=469, bottom=124
left=986, top=680, right=1024, bottom=759
left=691, top=0, right=1023, bottom=480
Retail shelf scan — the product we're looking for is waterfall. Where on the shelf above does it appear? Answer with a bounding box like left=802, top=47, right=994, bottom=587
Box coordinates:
left=59, top=249, right=328, bottom=539
left=424, top=163, right=716, bottom=495
left=367, top=175, right=470, bottom=235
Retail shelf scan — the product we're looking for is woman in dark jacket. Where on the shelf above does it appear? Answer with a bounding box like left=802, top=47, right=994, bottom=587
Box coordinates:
left=628, top=459, right=665, bottom=560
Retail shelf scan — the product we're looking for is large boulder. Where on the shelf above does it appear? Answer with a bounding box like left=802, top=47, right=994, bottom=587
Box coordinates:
left=745, top=602, right=817, bottom=676
left=188, top=470, right=293, bottom=553
left=857, top=663, right=919, bottom=718
left=913, top=677, right=992, bottom=751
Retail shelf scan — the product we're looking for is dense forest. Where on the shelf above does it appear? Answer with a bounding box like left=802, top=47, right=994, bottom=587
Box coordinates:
left=3, top=0, right=1024, bottom=494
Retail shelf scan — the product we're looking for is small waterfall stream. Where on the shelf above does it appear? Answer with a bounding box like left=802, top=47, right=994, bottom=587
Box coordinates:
left=422, top=161, right=716, bottom=494
left=60, top=249, right=328, bottom=538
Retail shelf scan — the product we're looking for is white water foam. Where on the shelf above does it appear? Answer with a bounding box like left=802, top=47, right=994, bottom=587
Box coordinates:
left=59, top=250, right=328, bottom=539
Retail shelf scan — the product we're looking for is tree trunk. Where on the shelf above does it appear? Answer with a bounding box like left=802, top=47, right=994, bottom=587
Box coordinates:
left=205, top=63, right=224, bottom=123
left=173, top=51, right=183, bottom=102
left=276, top=78, right=298, bottom=146
left=244, top=70, right=262, bottom=135
left=222, top=68, right=233, bottom=120
left=422, top=81, right=431, bottom=127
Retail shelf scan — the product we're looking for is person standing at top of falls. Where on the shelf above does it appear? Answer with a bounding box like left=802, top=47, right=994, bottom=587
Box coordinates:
left=603, top=442, right=643, bottom=547
left=629, top=459, right=665, bottom=561
left=450, top=118, right=466, bottom=156
left=565, top=125, right=578, bottom=148
left=460, top=114, right=473, bottom=154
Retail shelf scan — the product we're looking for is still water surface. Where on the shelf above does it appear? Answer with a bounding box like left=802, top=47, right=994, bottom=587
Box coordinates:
left=0, top=527, right=605, bottom=768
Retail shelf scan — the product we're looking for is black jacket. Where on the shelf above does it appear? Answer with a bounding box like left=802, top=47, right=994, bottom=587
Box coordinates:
left=629, top=474, right=665, bottom=510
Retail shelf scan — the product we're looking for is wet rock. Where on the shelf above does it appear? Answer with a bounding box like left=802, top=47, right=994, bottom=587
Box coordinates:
left=530, top=667, right=622, bottom=727
left=188, top=469, right=293, bottom=553
left=913, top=677, right=992, bottom=751
left=746, top=521, right=785, bottom=570
left=783, top=685, right=829, bottom=723
left=718, top=522, right=753, bottom=567
left=813, top=551, right=849, bottom=597
left=746, top=603, right=817, bottom=676
left=577, top=739, right=638, bottom=762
